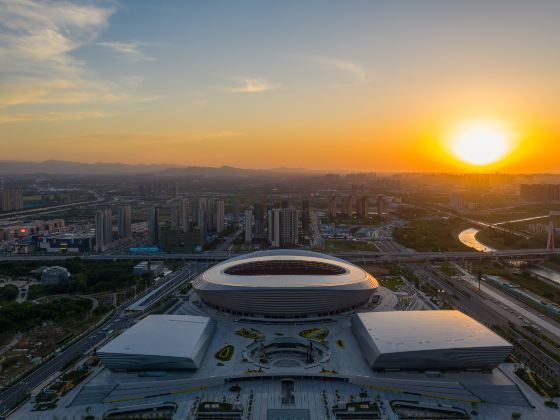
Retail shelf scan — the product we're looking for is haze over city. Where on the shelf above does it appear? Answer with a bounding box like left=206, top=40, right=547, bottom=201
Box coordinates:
left=1, top=0, right=560, bottom=172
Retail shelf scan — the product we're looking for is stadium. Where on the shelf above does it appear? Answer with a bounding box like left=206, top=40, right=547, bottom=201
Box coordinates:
left=192, top=250, right=379, bottom=317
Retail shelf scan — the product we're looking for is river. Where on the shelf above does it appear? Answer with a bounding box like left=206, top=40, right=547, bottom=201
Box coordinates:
left=457, top=228, right=495, bottom=253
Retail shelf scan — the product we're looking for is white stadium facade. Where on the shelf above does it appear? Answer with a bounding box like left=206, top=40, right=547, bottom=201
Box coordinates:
left=192, top=250, right=379, bottom=317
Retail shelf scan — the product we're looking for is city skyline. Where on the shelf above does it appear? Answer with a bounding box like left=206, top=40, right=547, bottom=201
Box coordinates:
left=1, top=0, right=559, bottom=172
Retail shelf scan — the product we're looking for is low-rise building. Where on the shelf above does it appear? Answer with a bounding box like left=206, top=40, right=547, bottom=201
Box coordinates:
left=41, top=266, right=71, bottom=286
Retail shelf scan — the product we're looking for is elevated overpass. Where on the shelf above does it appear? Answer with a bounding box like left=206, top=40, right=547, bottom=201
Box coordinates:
left=0, top=248, right=557, bottom=264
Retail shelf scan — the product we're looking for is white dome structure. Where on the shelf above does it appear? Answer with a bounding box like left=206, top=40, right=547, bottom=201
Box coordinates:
left=192, top=250, right=378, bottom=318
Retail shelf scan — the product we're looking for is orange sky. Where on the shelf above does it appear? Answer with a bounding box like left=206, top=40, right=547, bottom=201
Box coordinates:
left=1, top=1, right=559, bottom=172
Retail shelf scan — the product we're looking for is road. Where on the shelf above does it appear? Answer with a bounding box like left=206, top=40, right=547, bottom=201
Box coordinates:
left=0, top=266, right=199, bottom=415
left=216, top=228, right=242, bottom=252
left=411, top=263, right=560, bottom=382
left=0, top=198, right=102, bottom=221
left=0, top=248, right=558, bottom=264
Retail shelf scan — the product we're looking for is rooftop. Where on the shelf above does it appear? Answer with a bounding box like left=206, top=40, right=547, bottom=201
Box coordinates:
left=200, top=250, right=375, bottom=288
left=98, top=315, right=212, bottom=358
left=354, top=310, right=512, bottom=354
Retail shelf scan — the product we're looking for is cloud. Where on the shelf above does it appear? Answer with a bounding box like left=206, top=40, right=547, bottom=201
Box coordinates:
left=293, top=54, right=367, bottom=81
left=0, top=110, right=104, bottom=124
left=95, top=41, right=155, bottom=62
left=227, top=77, right=278, bottom=93
left=0, top=0, right=158, bottom=109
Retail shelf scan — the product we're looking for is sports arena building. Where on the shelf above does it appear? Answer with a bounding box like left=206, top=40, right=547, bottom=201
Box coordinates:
left=14, top=250, right=551, bottom=420
left=192, top=250, right=379, bottom=317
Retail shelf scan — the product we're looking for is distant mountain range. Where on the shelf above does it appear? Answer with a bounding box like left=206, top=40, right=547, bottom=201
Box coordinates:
left=0, top=160, right=326, bottom=176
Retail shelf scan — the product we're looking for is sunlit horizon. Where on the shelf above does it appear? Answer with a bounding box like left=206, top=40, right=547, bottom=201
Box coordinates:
left=1, top=0, right=559, bottom=173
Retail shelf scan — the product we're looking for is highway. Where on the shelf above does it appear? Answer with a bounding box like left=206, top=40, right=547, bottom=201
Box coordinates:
left=0, top=266, right=198, bottom=416
left=0, top=248, right=557, bottom=263
left=411, top=263, right=560, bottom=382
left=0, top=197, right=102, bottom=222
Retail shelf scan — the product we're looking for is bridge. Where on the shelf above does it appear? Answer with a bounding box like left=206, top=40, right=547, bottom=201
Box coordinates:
left=0, top=248, right=557, bottom=264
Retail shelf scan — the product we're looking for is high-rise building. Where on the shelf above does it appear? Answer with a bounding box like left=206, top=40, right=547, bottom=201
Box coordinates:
left=191, top=197, right=201, bottom=224
left=449, top=194, right=463, bottom=211
left=181, top=199, right=191, bottom=232
left=0, top=189, right=23, bottom=212
left=104, top=208, right=112, bottom=246
left=170, top=207, right=181, bottom=229
left=245, top=210, right=253, bottom=244
left=280, top=208, right=298, bottom=247
left=95, top=208, right=112, bottom=251
left=520, top=184, right=560, bottom=202
left=377, top=195, right=385, bottom=217
left=207, top=198, right=216, bottom=231
left=253, top=202, right=265, bottom=236
left=215, top=200, right=225, bottom=233
left=117, top=205, right=132, bottom=239
left=302, top=200, right=310, bottom=236
left=327, top=195, right=337, bottom=218
left=267, top=208, right=281, bottom=247
left=149, top=207, right=160, bottom=244
left=197, top=205, right=207, bottom=244
left=342, top=196, right=353, bottom=217
left=356, top=196, right=369, bottom=218
left=95, top=210, right=106, bottom=252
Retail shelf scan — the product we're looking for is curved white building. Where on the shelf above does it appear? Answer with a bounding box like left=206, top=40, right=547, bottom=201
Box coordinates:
left=192, top=250, right=378, bottom=317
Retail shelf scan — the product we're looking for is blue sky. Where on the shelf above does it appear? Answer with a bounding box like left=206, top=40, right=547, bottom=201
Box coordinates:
left=1, top=0, right=559, bottom=171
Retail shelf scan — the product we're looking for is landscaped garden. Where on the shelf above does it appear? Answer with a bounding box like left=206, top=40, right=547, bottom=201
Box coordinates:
left=299, top=327, right=329, bottom=340
left=235, top=328, right=265, bottom=340
left=214, top=345, right=235, bottom=362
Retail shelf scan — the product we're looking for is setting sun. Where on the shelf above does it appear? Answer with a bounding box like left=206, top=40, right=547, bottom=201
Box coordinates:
left=450, top=123, right=513, bottom=166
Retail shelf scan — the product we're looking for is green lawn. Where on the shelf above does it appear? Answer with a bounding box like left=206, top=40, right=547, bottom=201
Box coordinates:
left=393, top=218, right=472, bottom=252
left=324, top=240, right=379, bottom=252
left=378, top=276, right=405, bottom=291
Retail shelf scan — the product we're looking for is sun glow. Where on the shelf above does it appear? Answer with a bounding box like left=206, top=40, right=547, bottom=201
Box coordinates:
left=450, top=122, right=513, bottom=166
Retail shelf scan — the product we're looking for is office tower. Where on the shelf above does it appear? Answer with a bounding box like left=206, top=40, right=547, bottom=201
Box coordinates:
left=327, top=195, right=337, bottom=218
left=302, top=200, right=310, bottom=236
left=267, top=208, right=281, bottom=247
left=342, top=196, right=353, bottom=217
left=280, top=208, right=298, bottom=246
left=253, top=202, right=265, bottom=236
left=95, top=210, right=106, bottom=252
left=215, top=200, right=225, bottom=233
left=281, top=200, right=290, bottom=209
left=149, top=207, right=160, bottom=244
left=181, top=199, right=191, bottom=232
left=245, top=210, right=253, bottom=244
left=170, top=207, right=181, bottom=229
left=117, top=205, right=132, bottom=239
left=0, top=189, right=23, bottom=211
left=377, top=195, right=385, bottom=217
